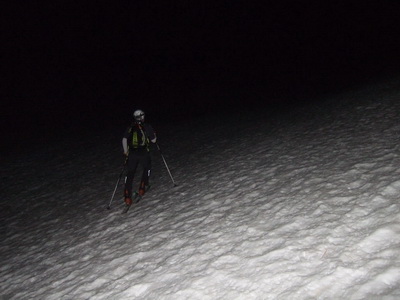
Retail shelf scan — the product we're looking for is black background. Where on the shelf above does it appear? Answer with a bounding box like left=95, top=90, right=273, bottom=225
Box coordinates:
left=2, top=0, right=400, bottom=146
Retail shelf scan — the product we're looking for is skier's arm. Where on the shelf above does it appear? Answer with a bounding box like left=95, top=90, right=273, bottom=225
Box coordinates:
left=122, top=138, right=128, bottom=155
left=145, top=124, right=157, bottom=143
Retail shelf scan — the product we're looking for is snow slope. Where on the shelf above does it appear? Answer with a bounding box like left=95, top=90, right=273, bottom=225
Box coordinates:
left=1, top=79, right=400, bottom=299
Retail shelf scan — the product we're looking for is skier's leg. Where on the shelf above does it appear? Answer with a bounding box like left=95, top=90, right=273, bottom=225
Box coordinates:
left=124, top=155, right=139, bottom=204
left=138, top=154, right=151, bottom=196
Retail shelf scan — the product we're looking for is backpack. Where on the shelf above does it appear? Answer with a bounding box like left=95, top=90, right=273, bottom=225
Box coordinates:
left=128, top=123, right=149, bottom=150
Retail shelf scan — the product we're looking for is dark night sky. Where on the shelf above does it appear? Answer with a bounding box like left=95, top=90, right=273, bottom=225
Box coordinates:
left=2, top=0, right=400, bottom=146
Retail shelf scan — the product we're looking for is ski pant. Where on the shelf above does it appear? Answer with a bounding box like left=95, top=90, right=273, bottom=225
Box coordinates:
left=124, top=149, right=151, bottom=198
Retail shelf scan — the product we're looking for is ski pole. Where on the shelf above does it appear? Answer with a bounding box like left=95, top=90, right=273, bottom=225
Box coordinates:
left=106, top=156, right=128, bottom=209
left=156, top=143, right=177, bottom=187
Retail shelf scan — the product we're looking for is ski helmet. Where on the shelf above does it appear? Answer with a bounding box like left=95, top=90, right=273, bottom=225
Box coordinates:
left=133, top=109, right=145, bottom=123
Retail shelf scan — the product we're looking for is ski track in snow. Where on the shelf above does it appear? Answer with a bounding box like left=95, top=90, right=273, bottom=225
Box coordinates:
left=1, top=79, right=400, bottom=299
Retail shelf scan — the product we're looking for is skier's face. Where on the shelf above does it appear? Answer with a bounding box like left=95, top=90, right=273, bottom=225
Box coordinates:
left=137, top=113, right=145, bottom=123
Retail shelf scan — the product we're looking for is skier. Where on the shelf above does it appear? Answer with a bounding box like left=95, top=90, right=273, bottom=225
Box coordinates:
left=122, top=109, right=157, bottom=206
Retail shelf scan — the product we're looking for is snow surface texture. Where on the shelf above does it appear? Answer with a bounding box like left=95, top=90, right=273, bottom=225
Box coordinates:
left=1, top=79, right=400, bottom=299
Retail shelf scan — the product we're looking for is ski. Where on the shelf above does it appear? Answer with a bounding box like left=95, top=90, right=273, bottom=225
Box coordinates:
left=121, top=192, right=142, bottom=214
left=121, top=185, right=150, bottom=214
left=134, top=194, right=143, bottom=204
left=122, top=204, right=131, bottom=214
